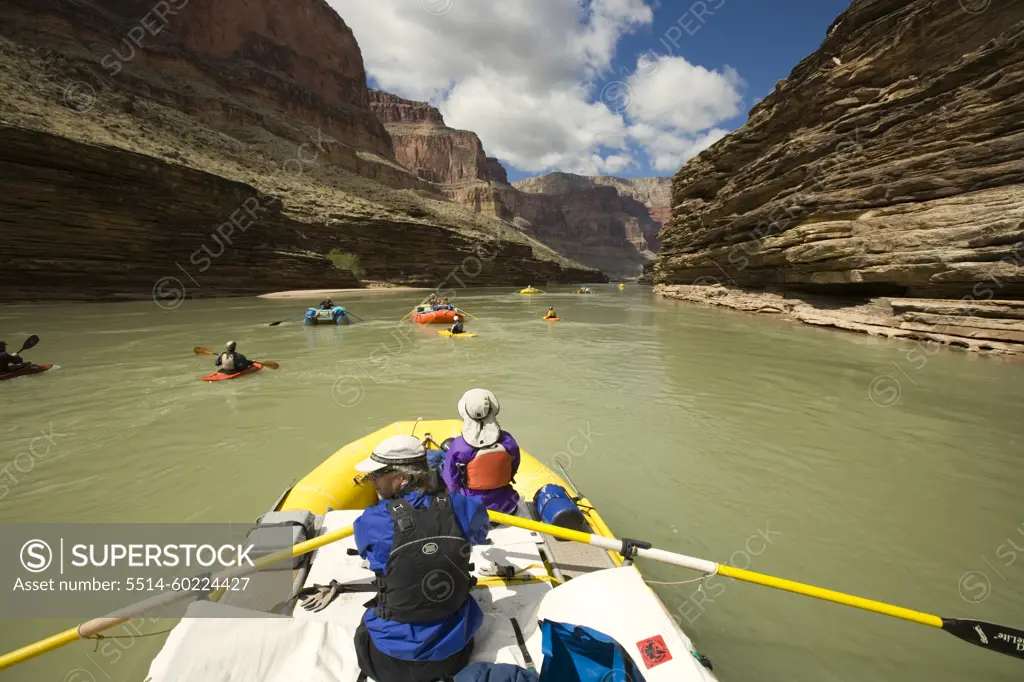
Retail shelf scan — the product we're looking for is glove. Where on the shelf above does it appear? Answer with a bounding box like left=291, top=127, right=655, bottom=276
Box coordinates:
left=298, top=580, right=342, bottom=613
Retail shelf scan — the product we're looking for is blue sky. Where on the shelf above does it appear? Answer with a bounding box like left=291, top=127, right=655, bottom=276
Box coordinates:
left=343, top=0, right=852, bottom=182
left=561, top=0, right=852, bottom=181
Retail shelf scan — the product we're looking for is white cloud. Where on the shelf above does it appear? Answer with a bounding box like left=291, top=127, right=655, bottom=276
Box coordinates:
left=621, top=55, right=743, bottom=170
left=629, top=123, right=729, bottom=172
left=626, top=57, right=744, bottom=133
left=333, top=0, right=741, bottom=176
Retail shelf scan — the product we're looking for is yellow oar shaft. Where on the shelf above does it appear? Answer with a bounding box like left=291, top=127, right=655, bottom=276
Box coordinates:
left=717, top=565, right=943, bottom=628
left=488, top=511, right=943, bottom=631
left=0, top=525, right=354, bottom=670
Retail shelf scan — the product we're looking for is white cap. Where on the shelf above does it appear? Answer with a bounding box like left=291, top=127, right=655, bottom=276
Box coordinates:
left=354, top=434, right=426, bottom=474
left=458, top=388, right=501, bottom=448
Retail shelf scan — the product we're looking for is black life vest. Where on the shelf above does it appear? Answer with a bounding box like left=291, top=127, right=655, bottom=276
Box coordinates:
left=373, top=492, right=476, bottom=623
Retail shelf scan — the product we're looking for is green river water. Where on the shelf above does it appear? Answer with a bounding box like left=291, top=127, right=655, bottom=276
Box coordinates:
left=0, top=285, right=1022, bottom=681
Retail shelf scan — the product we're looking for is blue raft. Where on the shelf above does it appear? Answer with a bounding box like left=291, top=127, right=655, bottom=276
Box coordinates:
left=303, top=306, right=350, bottom=326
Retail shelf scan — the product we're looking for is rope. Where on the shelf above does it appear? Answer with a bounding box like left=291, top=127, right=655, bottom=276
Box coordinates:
left=87, top=629, right=176, bottom=651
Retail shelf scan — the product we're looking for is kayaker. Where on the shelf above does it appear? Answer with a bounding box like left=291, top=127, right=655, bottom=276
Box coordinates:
left=319, top=298, right=335, bottom=310
left=352, top=434, right=488, bottom=682
left=0, top=341, right=26, bottom=374
left=450, top=315, right=465, bottom=335
left=214, top=341, right=252, bottom=375
left=442, top=389, right=521, bottom=514
left=545, top=307, right=557, bottom=319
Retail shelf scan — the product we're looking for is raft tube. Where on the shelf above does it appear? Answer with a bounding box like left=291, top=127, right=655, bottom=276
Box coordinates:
left=412, top=308, right=457, bottom=324
left=303, top=307, right=350, bottom=326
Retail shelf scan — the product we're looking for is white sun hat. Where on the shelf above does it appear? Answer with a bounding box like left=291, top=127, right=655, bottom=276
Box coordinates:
left=354, top=434, right=427, bottom=474
left=458, top=388, right=501, bottom=448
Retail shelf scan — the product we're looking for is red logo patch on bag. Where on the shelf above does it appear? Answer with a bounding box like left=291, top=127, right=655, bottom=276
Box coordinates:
left=636, top=634, right=672, bottom=669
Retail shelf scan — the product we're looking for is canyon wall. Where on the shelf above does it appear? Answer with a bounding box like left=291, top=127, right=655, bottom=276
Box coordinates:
left=369, top=92, right=670, bottom=278
left=0, top=0, right=601, bottom=302
left=513, top=173, right=669, bottom=254
left=656, top=0, right=1024, bottom=353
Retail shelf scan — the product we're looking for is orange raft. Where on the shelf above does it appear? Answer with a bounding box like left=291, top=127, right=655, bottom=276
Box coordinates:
left=411, top=308, right=458, bottom=324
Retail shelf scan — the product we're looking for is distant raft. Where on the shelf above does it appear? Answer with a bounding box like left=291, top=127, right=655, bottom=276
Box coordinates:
left=304, top=307, right=351, bottom=326
left=409, top=305, right=458, bottom=323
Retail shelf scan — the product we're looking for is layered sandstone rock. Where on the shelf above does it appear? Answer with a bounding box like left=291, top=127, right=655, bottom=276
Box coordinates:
left=655, top=284, right=1024, bottom=355
left=0, top=124, right=594, bottom=300
left=0, top=0, right=601, bottom=301
left=0, top=125, right=359, bottom=301
left=656, top=0, right=1024, bottom=352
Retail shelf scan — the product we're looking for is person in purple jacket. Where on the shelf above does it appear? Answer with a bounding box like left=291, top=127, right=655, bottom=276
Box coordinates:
left=442, top=388, right=522, bottom=514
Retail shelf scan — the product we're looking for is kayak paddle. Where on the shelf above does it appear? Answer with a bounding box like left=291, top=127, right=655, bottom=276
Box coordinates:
left=456, top=308, right=479, bottom=319
left=488, top=511, right=1024, bottom=662
left=269, top=312, right=306, bottom=327
left=193, top=347, right=278, bottom=369
left=16, top=335, right=39, bottom=354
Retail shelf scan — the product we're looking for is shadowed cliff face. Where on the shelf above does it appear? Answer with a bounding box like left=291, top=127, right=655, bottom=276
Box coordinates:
left=87, top=0, right=392, bottom=156
left=0, top=0, right=603, bottom=301
left=656, top=0, right=1024, bottom=300
left=369, top=92, right=671, bottom=278
left=513, top=173, right=671, bottom=255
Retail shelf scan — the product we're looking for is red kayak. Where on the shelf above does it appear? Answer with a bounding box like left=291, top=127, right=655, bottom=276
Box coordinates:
left=201, top=363, right=263, bottom=382
left=0, top=364, right=53, bottom=381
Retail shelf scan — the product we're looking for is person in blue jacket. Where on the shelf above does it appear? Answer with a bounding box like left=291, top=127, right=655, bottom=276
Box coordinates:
left=353, top=434, right=490, bottom=682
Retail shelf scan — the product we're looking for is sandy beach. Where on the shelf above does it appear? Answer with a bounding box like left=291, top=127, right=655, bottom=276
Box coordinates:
left=258, top=286, right=431, bottom=300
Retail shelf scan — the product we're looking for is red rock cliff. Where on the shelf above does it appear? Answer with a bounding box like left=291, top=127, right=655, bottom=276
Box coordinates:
left=369, top=90, right=489, bottom=185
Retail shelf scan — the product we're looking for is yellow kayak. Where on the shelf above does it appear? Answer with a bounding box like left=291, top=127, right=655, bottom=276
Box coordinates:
left=617, top=283, right=625, bottom=290
left=438, top=330, right=477, bottom=338
left=519, top=287, right=543, bottom=294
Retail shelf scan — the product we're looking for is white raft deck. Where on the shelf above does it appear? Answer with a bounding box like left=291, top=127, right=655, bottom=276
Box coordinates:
left=146, top=505, right=719, bottom=681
